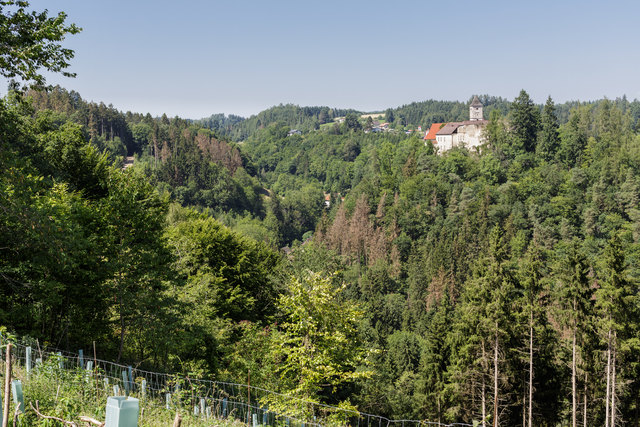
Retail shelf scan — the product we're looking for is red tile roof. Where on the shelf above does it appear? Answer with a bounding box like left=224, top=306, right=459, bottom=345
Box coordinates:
left=424, top=123, right=444, bottom=141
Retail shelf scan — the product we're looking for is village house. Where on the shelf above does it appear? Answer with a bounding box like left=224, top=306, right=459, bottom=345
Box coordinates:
left=424, top=96, right=488, bottom=152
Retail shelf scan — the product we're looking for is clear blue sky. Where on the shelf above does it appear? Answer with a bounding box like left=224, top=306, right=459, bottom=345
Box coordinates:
left=14, top=0, right=640, bottom=118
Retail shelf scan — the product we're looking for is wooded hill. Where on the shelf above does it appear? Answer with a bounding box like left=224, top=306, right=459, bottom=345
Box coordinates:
left=1, top=3, right=640, bottom=423
left=9, top=83, right=640, bottom=426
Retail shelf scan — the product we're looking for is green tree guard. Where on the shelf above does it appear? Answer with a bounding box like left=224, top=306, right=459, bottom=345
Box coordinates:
left=141, top=380, right=146, bottom=398
left=104, top=396, right=139, bottom=427
left=122, top=371, right=129, bottom=394
left=11, top=380, right=23, bottom=414
left=25, top=347, right=31, bottom=374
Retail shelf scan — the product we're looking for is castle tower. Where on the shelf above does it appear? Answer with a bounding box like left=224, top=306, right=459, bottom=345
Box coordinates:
left=469, top=95, right=483, bottom=121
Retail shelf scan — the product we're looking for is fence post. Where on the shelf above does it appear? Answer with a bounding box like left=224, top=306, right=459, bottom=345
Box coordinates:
left=2, top=342, right=10, bottom=427
left=165, top=393, right=171, bottom=410
left=113, top=385, right=119, bottom=396
left=200, top=398, right=205, bottom=416
left=222, top=398, right=227, bottom=417
left=57, top=352, right=63, bottom=370
left=78, top=349, right=84, bottom=368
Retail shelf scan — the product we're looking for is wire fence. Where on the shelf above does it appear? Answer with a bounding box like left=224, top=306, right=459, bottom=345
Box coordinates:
left=3, top=339, right=472, bottom=427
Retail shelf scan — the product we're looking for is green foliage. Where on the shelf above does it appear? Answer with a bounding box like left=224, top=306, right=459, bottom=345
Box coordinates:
left=12, top=360, right=244, bottom=426
left=2, top=9, right=640, bottom=422
left=510, top=89, right=541, bottom=153
left=537, top=96, right=560, bottom=161
left=270, top=272, right=369, bottom=402
left=0, top=0, right=81, bottom=88
left=166, top=208, right=279, bottom=323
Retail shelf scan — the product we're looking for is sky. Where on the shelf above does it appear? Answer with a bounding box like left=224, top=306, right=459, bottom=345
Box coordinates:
left=10, top=0, right=640, bottom=119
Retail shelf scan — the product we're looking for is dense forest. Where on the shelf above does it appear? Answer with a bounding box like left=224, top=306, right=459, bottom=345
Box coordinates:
left=1, top=2, right=640, bottom=426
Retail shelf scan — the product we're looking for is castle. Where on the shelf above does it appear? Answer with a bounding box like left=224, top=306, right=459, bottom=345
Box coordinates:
left=424, top=96, right=488, bottom=152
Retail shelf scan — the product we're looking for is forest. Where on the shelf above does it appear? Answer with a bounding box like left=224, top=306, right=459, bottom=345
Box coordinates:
left=1, top=2, right=640, bottom=426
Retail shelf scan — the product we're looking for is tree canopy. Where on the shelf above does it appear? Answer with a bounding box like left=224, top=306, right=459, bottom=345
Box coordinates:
left=0, top=0, right=80, bottom=88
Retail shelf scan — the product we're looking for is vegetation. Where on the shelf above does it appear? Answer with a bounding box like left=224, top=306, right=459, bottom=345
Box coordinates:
left=1, top=2, right=640, bottom=426
left=6, top=360, right=245, bottom=426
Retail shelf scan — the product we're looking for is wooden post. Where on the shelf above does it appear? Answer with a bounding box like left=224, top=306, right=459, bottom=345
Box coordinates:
left=172, top=412, right=182, bottom=427
left=93, top=341, right=98, bottom=398
left=2, top=343, right=12, bottom=427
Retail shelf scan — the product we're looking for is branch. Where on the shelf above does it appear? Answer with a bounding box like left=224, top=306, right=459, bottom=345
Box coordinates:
left=78, top=416, right=105, bottom=426
left=29, top=401, right=78, bottom=426
left=12, top=405, right=19, bottom=427
left=30, top=401, right=105, bottom=427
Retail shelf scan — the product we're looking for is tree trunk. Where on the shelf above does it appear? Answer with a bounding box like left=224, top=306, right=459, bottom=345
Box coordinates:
left=117, top=293, right=125, bottom=363
left=493, top=325, right=499, bottom=427
left=3, top=343, right=12, bottom=427
left=572, top=328, right=577, bottom=427
left=529, top=312, right=533, bottom=427
left=610, top=331, right=616, bottom=427
left=482, top=341, right=487, bottom=427
left=605, top=327, right=611, bottom=427
left=583, top=372, right=588, bottom=427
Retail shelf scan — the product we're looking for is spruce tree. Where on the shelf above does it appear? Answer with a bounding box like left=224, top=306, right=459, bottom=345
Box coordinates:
left=596, top=235, right=635, bottom=427
left=510, top=90, right=540, bottom=153
left=537, top=96, right=560, bottom=161
left=556, top=241, right=593, bottom=427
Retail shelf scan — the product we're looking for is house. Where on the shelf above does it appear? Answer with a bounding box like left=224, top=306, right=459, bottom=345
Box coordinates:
left=435, top=120, right=487, bottom=151
left=433, top=96, right=488, bottom=152
left=424, top=123, right=444, bottom=142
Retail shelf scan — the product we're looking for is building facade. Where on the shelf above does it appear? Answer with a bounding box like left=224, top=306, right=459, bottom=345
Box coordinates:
left=431, top=96, right=488, bottom=152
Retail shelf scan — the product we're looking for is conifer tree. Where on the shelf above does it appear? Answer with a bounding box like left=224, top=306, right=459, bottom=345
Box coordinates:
left=510, top=90, right=540, bottom=153
left=449, top=226, right=516, bottom=426
left=556, top=241, right=593, bottom=427
left=519, top=242, right=544, bottom=427
left=596, top=235, right=634, bottom=427
left=537, top=96, right=560, bottom=161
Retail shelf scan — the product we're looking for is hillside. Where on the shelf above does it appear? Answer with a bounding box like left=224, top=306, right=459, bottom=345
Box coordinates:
left=2, top=3, right=640, bottom=423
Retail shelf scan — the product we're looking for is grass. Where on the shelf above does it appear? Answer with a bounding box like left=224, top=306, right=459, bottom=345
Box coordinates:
left=4, top=360, right=246, bottom=426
